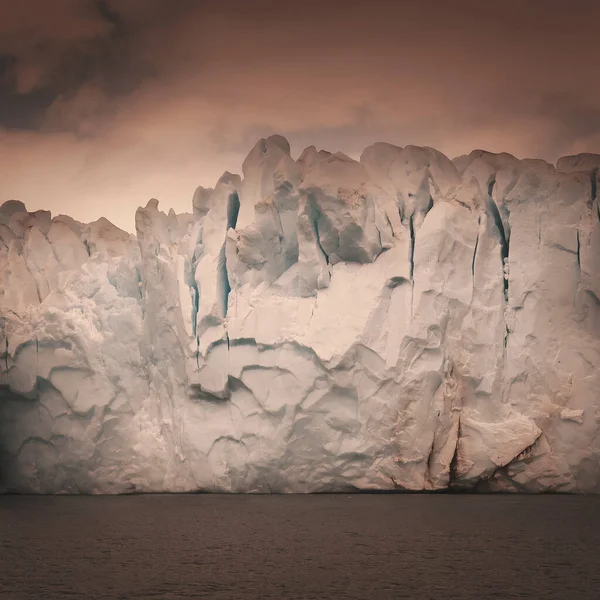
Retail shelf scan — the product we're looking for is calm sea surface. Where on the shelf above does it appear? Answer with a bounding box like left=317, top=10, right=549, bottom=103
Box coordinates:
left=1, top=494, right=599, bottom=600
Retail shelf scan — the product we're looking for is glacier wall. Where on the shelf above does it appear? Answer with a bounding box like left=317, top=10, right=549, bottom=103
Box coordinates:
left=1, top=136, right=599, bottom=494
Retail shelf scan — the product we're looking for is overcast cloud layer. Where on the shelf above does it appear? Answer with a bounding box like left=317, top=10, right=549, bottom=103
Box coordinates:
left=1, top=0, right=599, bottom=231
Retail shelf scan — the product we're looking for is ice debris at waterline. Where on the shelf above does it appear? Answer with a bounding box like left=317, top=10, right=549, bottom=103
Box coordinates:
left=1, top=137, right=599, bottom=494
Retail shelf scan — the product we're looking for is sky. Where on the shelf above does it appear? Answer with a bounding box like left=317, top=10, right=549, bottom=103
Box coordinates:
left=1, top=0, right=599, bottom=232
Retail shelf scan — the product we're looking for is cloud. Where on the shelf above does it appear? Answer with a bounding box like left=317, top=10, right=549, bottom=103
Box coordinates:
left=0, top=1, right=113, bottom=94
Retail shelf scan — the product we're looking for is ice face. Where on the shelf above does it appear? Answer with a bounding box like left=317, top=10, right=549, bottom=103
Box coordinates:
left=1, top=140, right=599, bottom=494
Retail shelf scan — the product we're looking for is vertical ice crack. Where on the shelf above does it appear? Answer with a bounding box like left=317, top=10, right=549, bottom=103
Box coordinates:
left=196, top=335, right=200, bottom=369
left=219, top=190, right=239, bottom=361
left=134, top=267, right=143, bottom=301
left=218, top=246, right=231, bottom=317
left=190, top=275, right=199, bottom=338
left=220, top=191, right=240, bottom=319
left=408, top=214, right=415, bottom=280
left=186, top=254, right=201, bottom=369
left=590, top=167, right=599, bottom=224
left=3, top=323, right=8, bottom=372
left=471, top=216, right=481, bottom=278
left=408, top=214, right=415, bottom=317
left=486, top=175, right=512, bottom=357
left=425, top=434, right=436, bottom=487
left=311, top=205, right=330, bottom=266
left=449, top=415, right=462, bottom=485
left=35, top=336, right=39, bottom=399
left=486, top=179, right=509, bottom=303
left=407, top=196, right=433, bottom=318
left=425, top=194, right=434, bottom=216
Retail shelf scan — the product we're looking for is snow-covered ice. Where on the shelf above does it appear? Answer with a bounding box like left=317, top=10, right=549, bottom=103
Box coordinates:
left=1, top=137, right=599, bottom=493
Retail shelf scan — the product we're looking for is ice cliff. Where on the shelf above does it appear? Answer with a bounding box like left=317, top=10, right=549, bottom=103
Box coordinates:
left=1, top=136, right=599, bottom=494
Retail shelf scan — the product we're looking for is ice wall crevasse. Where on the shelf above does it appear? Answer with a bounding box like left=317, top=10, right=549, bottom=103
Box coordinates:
left=1, top=140, right=599, bottom=493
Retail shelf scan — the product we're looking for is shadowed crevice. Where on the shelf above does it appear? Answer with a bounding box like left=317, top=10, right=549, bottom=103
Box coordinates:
left=220, top=191, right=240, bottom=318
left=486, top=179, right=509, bottom=302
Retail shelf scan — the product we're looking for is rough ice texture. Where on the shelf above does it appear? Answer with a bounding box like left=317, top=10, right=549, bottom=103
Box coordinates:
left=1, top=137, right=599, bottom=494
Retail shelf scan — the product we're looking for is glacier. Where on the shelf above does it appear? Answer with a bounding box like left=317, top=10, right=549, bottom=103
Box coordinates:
left=1, top=136, right=599, bottom=494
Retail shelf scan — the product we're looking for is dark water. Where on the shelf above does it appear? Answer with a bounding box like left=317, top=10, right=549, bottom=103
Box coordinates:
left=1, top=494, right=599, bottom=600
